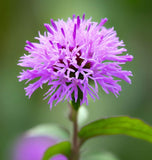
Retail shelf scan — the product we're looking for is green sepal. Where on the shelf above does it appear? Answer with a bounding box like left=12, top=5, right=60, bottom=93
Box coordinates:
left=71, top=87, right=83, bottom=111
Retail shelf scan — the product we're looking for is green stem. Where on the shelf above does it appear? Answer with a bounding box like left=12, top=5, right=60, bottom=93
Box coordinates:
left=68, top=102, right=80, bottom=160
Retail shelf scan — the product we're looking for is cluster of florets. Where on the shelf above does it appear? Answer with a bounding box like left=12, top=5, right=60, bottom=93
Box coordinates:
left=18, top=14, right=133, bottom=108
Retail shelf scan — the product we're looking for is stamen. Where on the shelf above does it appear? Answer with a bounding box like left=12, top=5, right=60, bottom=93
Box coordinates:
left=98, top=36, right=104, bottom=44
left=61, top=28, right=65, bottom=37
left=98, top=18, right=108, bottom=28
left=26, top=40, right=35, bottom=48
left=72, top=14, right=76, bottom=21
left=57, top=43, right=62, bottom=49
left=44, top=24, right=54, bottom=35
left=82, top=13, right=85, bottom=21
left=87, top=24, right=91, bottom=32
left=50, top=19, right=58, bottom=31
left=49, top=40, right=53, bottom=45
left=24, top=46, right=31, bottom=51
left=73, top=24, right=77, bottom=40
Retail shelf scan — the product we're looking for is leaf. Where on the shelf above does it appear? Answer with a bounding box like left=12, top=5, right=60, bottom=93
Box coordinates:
left=78, top=116, right=152, bottom=144
left=42, top=141, right=71, bottom=160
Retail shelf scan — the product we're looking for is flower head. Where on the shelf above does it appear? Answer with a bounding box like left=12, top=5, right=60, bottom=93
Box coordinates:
left=18, top=14, right=133, bottom=108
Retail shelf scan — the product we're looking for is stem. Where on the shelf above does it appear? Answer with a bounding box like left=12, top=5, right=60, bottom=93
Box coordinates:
left=69, top=103, right=80, bottom=160
left=72, top=111, right=79, bottom=160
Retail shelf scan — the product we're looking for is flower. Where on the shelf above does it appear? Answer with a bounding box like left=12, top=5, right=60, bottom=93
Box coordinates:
left=13, top=136, right=67, bottom=160
left=18, top=14, right=133, bottom=108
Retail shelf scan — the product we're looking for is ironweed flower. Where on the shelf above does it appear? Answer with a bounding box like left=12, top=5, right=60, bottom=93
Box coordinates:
left=18, top=14, right=133, bottom=108
left=13, top=136, right=67, bottom=160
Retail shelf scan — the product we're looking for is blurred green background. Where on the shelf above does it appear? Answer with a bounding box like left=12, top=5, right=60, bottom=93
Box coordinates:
left=1, top=0, right=152, bottom=159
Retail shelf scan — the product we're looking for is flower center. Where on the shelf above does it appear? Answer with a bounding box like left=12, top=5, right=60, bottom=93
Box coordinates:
left=53, top=45, right=92, bottom=80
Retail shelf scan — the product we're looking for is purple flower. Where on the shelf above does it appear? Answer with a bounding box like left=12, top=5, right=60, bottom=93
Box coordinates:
left=18, top=14, right=133, bottom=108
left=13, top=136, right=67, bottom=160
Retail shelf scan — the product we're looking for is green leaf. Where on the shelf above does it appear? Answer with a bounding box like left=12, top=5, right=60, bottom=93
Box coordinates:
left=42, top=141, right=71, bottom=160
left=79, top=116, right=152, bottom=144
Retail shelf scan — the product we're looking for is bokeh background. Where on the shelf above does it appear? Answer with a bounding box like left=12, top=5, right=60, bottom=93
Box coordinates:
left=1, top=0, right=152, bottom=159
